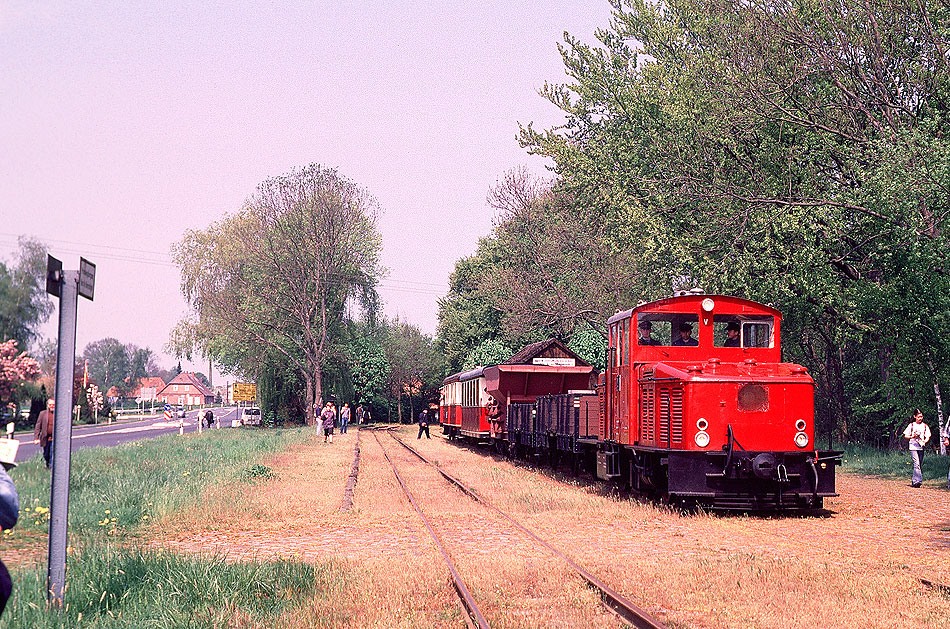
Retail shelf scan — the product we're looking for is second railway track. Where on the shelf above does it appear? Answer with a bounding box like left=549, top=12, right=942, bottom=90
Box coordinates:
left=370, top=425, right=668, bottom=629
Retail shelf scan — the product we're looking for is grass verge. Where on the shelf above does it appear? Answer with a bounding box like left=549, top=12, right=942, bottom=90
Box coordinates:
left=842, top=443, right=950, bottom=484
left=4, top=545, right=338, bottom=628
left=8, top=427, right=312, bottom=541
left=1, top=427, right=351, bottom=627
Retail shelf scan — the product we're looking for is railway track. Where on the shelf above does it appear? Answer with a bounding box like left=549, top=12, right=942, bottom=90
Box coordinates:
left=371, top=428, right=490, bottom=628
left=372, top=425, right=668, bottom=629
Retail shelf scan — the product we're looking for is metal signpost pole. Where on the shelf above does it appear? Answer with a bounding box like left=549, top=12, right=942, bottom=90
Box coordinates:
left=48, top=269, right=78, bottom=607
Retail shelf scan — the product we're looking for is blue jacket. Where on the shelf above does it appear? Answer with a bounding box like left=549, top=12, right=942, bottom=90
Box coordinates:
left=0, top=467, right=19, bottom=530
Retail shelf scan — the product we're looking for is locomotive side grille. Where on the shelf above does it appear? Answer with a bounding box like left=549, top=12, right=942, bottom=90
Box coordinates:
left=640, top=383, right=655, bottom=442
left=658, top=386, right=684, bottom=444
left=670, top=387, right=683, bottom=442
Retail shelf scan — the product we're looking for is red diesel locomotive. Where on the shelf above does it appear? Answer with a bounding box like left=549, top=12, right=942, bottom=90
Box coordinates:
left=440, top=293, right=840, bottom=510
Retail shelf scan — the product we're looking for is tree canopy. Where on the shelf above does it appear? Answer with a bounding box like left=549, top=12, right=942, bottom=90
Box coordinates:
left=172, top=164, right=384, bottom=424
left=0, top=237, right=53, bottom=350
left=439, top=0, right=950, bottom=444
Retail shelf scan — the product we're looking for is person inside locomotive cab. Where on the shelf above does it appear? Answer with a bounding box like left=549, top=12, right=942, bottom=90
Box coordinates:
left=724, top=321, right=741, bottom=347
left=672, top=322, right=699, bottom=346
left=637, top=320, right=661, bottom=345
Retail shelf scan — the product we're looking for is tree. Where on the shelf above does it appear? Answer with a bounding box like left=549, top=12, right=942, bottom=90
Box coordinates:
left=385, top=318, right=436, bottom=423
left=83, top=338, right=132, bottom=394
left=173, top=164, right=383, bottom=425
left=0, top=340, right=41, bottom=410
left=463, top=338, right=513, bottom=371
left=516, top=0, right=950, bottom=444
left=0, top=237, right=53, bottom=350
left=347, top=326, right=391, bottom=408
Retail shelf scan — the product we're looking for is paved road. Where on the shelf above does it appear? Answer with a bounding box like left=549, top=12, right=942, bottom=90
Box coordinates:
left=14, top=407, right=243, bottom=464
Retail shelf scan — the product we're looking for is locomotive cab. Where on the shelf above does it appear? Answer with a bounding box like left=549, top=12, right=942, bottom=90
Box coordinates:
left=602, top=294, right=840, bottom=510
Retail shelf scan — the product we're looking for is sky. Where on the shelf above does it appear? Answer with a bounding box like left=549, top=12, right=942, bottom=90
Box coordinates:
left=0, top=1, right=614, bottom=382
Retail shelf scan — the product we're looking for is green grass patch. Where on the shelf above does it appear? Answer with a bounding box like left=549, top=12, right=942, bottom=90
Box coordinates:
left=1, top=427, right=336, bottom=626
left=8, top=427, right=311, bottom=539
left=240, top=464, right=277, bottom=483
left=842, top=443, right=950, bottom=483
left=4, top=544, right=349, bottom=628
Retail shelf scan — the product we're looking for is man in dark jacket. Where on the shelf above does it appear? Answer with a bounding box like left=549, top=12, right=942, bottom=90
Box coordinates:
left=417, top=409, right=430, bottom=439
left=33, top=398, right=54, bottom=469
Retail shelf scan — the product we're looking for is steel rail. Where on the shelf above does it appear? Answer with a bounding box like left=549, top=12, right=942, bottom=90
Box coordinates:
left=371, top=429, right=491, bottom=629
left=388, top=430, right=669, bottom=629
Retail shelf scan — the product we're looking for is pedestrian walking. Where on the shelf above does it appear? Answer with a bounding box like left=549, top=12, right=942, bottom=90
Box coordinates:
left=417, top=408, right=430, bottom=439
left=944, top=433, right=950, bottom=490
left=321, top=403, right=335, bottom=443
left=33, top=398, right=54, bottom=469
left=903, top=409, right=932, bottom=487
left=356, top=404, right=364, bottom=425
left=0, top=442, right=19, bottom=617
left=340, top=403, right=351, bottom=434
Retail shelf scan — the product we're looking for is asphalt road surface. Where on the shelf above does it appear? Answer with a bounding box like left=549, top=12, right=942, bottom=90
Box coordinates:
left=14, top=407, right=243, bottom=464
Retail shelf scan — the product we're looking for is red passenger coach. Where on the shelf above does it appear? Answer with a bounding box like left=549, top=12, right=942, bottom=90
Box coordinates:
left=441, top=340, right=594, bottom=440
left=440, top=368, right=492, bottom=439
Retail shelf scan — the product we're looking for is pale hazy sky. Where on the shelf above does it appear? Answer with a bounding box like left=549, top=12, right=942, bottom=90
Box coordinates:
left=0, top=1, right=613, bottom=379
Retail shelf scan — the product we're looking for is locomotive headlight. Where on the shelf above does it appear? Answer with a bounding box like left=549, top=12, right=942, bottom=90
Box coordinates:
left=794, top=432, right=809, bottom=448
left=795, top=419, right=807, bottom=431
left=696, top=418, right=708, bottom=431
left=701, top=298, right=715, bottom=312
left=695, top=431, right=710, bottom=447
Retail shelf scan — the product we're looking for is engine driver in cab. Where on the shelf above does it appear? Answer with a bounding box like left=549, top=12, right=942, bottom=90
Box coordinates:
left=638, top=320, right=661, bottom=346
left=672, top=322, right=698, bottom=346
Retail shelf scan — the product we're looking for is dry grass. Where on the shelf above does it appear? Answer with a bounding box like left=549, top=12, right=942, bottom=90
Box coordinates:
left=157, top=426, right=950, bottom=628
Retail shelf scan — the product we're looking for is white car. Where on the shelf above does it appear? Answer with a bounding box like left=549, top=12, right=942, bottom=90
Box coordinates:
left=177, top=407, right=186, bottom=418
left=241, top=407, right=262, bottom=426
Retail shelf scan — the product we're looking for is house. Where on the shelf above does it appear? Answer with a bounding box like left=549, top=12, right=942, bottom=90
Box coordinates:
left=107, top=377, right=166, bottom=401
left=157, top=372, right=214, bottom=406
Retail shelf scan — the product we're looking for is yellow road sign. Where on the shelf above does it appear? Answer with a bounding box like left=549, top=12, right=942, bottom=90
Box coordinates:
left=233, top=382, right=257, bottom=402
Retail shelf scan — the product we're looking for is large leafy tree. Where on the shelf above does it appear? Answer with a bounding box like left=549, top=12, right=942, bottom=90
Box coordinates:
left=0, top=237, right=53, bottom=350
left=514, top=0, right=950, bottom=443
left=83, top=338, right=132, bottom=394
left=384, top=317, right=438, bottom=423
left=173, top=164, right=383, bottom=425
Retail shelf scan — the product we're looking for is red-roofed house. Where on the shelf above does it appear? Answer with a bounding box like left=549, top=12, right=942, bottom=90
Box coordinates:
left=106, top=377, right=167, bottom=401
left=158, top=373, right=214, bottom=406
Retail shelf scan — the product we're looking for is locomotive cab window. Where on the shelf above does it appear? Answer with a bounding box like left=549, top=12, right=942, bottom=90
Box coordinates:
left=637, top=313, right=697, bottom=346
left=713, top=315, right=775, bottom=348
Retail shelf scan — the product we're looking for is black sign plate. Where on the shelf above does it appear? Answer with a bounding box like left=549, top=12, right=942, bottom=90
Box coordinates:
left=46, top=254, right=62, bottom=298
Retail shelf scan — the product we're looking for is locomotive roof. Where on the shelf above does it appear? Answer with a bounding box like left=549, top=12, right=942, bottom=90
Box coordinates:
left=607, top=294, right=781, bottom=326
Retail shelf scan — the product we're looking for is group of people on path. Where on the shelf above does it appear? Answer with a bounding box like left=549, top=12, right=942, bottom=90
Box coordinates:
left=903, top=409, right=950, bottom=489
left=317, top=402, right=371, bottom=442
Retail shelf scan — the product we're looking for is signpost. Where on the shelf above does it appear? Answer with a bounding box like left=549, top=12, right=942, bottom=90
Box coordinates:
left=45, top=255, right=94, bottom=608
left=232, top=382, right=257, bottom=402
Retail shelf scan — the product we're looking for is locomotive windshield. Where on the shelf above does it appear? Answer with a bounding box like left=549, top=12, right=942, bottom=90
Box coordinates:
left=636, top=313, right=699, bottom=346
left=713, top=315, right=775, bottom=348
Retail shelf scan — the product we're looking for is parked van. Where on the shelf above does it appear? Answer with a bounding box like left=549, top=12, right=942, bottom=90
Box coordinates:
left=241, top=407, right=262, bottom=426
